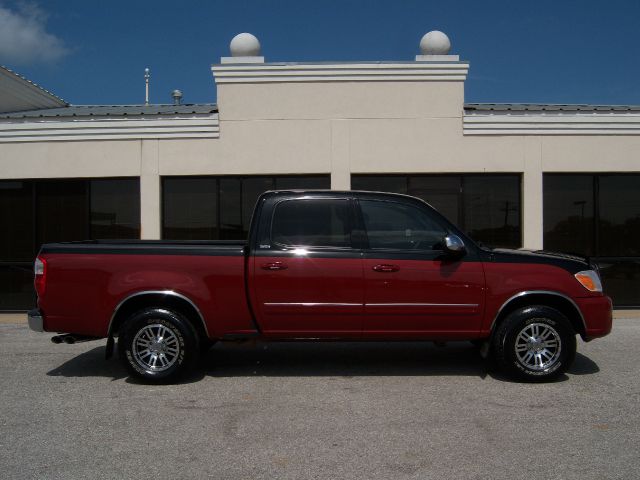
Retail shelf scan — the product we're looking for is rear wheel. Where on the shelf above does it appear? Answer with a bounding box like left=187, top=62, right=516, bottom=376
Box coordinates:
left=118, top=307, right=199, bottom=383
left=493, top=305, right=576, bottom=382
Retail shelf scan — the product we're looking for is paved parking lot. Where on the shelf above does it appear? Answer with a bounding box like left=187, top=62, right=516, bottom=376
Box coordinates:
left=1, top=317, right=639, bottom=479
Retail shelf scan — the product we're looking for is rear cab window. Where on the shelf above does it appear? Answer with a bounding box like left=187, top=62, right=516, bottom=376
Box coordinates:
left=271, top=198, right=352, bottom=248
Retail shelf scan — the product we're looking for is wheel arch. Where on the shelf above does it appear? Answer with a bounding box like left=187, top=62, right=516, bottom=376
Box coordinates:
left=108, top=290, right=209, bottom=341
left=490, top=291, right=586, bottom=339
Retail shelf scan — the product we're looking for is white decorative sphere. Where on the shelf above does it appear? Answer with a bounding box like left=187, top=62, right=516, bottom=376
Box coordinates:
left=230, top=33, right=261, bottom=57
left=419, top=31, right=451, bottom=55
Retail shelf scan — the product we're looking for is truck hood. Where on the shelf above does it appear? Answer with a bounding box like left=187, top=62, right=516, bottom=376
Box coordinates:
left=486, top=247, right=591, bottom=273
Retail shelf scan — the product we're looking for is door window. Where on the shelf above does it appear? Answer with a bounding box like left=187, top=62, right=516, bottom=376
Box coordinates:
left=360, top=200, right=446, bottom=251
left=271, top=199, right=352, bottom=248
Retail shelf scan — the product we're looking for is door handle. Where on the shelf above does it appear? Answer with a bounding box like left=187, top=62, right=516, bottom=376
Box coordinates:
left=372, top=264, right=400, bottom=273
left=261, top=262, right=288, bottom=271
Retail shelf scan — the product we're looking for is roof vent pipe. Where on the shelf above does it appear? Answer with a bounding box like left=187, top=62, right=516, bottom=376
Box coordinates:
left=171, top=89, right=183, bottom=105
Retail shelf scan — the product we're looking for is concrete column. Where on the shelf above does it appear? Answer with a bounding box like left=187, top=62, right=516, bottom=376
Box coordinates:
left=140, top=139, right=161, bottom=239
left=522, top=137, right=544, bottom=250
left=330, top=120, right=351, bottom=190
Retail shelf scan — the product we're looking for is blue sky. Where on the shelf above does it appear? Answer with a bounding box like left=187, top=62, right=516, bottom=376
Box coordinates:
left=1, top=0, right=639, bottom=106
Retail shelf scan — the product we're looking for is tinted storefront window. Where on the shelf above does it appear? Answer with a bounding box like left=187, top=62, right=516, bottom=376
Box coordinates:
left=352, top=174, right=522, bottom=248
left=0, top=178, right=140, bottom=311
left=91, top=179, right=140, bottom=239
left=162, top=175, right=330, bottom=240
left=544, top=174, right=640, bottom=306
left=0, top=181, right=35, bottom=310
left=163, top=177, right=218, bottom=240
left=543, top=175, right=595, bottom=256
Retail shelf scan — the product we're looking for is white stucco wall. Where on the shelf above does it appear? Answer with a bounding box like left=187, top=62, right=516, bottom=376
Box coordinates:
left=1, top=60, right=639, bottom=248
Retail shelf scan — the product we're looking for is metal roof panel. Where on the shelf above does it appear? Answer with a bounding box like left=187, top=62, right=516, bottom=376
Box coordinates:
left=0, top=103, right=218, bottom=119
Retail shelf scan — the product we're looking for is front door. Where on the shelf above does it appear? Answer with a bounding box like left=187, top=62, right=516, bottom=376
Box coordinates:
left=251, top=197, right=364, bottom=338
left=358, top=198, right=485, bottom=338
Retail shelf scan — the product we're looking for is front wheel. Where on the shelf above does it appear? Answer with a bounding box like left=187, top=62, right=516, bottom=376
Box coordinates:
left=493, top=306, right=576, bottom=382
left=118, top=308, right=199, bottom=383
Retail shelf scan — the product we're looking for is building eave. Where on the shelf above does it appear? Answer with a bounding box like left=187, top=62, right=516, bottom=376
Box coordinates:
left=0, top=66, right=67, bottom=113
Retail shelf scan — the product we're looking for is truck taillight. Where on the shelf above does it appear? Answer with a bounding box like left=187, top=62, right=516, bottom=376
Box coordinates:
left=34, top=257, right=47, bottom=297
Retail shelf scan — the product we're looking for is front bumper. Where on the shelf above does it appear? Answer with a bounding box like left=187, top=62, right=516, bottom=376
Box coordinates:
left=27, top=309, right=44, bottom=332
left=577, top=295, right=613, bottom=340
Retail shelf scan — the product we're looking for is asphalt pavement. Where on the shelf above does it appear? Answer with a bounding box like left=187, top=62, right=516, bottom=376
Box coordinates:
left=1, top=318, right=639, bottom=479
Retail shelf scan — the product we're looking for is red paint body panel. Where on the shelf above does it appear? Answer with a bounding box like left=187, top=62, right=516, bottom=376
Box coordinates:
left=577, top=296, right=613, bottom=339
left=250, top=255, right=363, bottom=337
left=37, top=251, right=614, bottom=343
left=38, top=253, right=254, bottom=337
left=481, top=262, right=604, bottom=335
left=362, top=258, right=485, bottom=337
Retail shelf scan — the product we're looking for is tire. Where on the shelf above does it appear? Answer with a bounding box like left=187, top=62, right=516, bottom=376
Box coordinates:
left=492, top=305, right=576, bottom=382
left=118, top=307, right=199, bottom=383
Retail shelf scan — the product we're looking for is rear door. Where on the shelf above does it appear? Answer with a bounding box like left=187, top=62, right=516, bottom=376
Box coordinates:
left=358, top=198, right=485, bottom=338
left=250, top=196, right=364, bottom=338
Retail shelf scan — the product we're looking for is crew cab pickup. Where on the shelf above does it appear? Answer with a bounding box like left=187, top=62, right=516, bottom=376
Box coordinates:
left=28, top=190, right=612, bottom=382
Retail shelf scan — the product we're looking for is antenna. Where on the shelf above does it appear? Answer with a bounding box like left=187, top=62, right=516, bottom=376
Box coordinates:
left=144, top=68, right=150, bottom=105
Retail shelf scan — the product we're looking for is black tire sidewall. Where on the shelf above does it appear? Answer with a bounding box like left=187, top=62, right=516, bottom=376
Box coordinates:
left=496, top=306, right=576, bottom=381
left=119, top=308, right=198, bottom=383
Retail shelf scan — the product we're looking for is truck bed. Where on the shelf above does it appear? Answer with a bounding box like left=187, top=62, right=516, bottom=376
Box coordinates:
left=37, top=239, right=254, bottom=338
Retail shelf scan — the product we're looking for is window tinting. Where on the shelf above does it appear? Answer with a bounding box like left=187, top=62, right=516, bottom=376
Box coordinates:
left=91, top=179, right=140, bottom=239
left=36, top=180, right=88, bottom=245
left=352, top=174, right=521, bottom=248
left=0, top=265, right=34, bottom=310
left=272, top=199, right=351, bottom=248
left=162, top=175, right=330, bottom=240
left=408, top=176, right=460, bottom=225
left=543, top=173, right=640, bottom=307
left=543, top=175, right=595, bottom=256
left=598, top=175, right=640, bottom=257
left=163, top=178, right=218, bottom=240
left=360, top=200, right=446, bottom=250
left=464, top=176, right=521, bottom=249
left=220, top=178, right=243, bottom=239
left=0, top=181, right=34, bottom=262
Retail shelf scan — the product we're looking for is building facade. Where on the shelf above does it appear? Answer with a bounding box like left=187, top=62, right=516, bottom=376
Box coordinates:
left=1, top=32, right=639, bottom=310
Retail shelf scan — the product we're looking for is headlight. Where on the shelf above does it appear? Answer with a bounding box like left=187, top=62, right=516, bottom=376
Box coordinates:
left=574, top=270, right=603, bottom=293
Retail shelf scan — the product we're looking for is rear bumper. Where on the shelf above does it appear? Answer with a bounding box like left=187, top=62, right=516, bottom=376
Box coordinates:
left=27, top=309, right=44, bottom=332
left=576, top=296, right=613, bottom=340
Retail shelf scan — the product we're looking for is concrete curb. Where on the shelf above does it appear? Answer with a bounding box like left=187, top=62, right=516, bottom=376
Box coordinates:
left=0, top=313, right=27, bottom=324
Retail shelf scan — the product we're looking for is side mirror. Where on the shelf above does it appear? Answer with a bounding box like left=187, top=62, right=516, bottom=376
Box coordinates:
left=443, top=234, right=466, bottom=257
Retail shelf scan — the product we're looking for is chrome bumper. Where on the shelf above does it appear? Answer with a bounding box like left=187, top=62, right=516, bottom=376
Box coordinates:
left=27, top=309, right=44, bottom=332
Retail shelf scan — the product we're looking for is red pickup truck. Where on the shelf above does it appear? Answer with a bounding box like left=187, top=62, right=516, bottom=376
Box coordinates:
left=28, top=190, right=612, bottom=382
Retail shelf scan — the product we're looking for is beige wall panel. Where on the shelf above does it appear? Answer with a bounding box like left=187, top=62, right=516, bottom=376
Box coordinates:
left=217, top=82, right=464, bottom=121
left=348, top=119, right=527, bottom=173
left=158, top=120, right=332, bottom=176
left=541, top=136, right=640, bottom=172
left=522, top=137, right=543, bottom=250
left=0, top=140, right=141, bottom=179
left=140, top=140, right=161, bottom=239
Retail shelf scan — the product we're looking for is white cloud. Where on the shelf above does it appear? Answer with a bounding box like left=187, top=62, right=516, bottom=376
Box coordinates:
left=0, top=3, right=69, bottom=65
